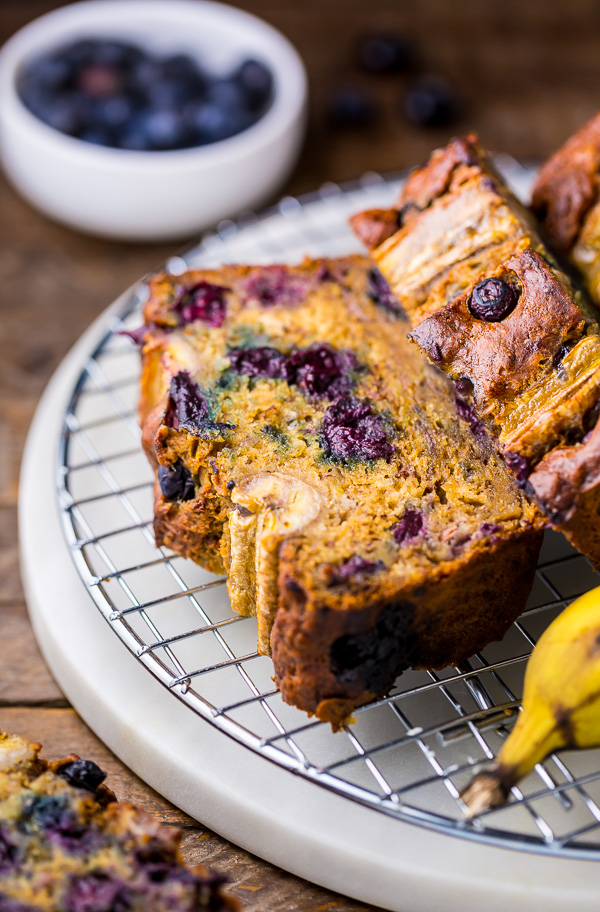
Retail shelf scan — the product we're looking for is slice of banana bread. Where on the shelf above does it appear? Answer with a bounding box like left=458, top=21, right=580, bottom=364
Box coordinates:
left=351, top=135, right=600, bottom=566
left=532, top=111, right=600, bottom=304
left=139, top=254, right=542, bottom=726
left=0, top=729, right=237, bottom=911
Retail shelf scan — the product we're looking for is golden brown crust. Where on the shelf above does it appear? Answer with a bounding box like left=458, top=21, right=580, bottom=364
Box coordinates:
left=409, top=248, right=585, bottom=402
left=532, top=112, right=600, bottom=253
left=272, top=525, right=542, bottom=723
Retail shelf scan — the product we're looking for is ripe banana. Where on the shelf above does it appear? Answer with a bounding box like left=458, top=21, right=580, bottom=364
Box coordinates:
left=461, top=585, right=600, bottom=816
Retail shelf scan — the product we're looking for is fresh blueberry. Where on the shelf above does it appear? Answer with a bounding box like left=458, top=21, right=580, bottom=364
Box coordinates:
left=21, top=52, right=71, bottom=91
left=141, top=107, right=187, bottom=149
left=357, top=33, right=416, bottom=74
left=392, top=509, right=424, bottom=544
left=58, top=759, right=107, bottom=793
left=234, top=58, right=273, bottom=112
left=469, top=277, right=518, bottom=322
left=320, top=396, right=394, bottom=461
left=404, top=75, right=460, bottom=128
left=184, top=101, right=246, bottom=144
left=158, top=461, right=196, bottom=502
left=328, top=87, right=377, bottom=128
left=93, top=94, right=134, bottom=131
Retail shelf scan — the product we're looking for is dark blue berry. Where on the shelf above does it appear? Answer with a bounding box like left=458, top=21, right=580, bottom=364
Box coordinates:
left=228, top=347, right=287, bottom=379
left=158, top=462, right=196, bottom=502
left=164, top=372, right=233, bottom=437
left=357, top=33, right=417, bottom=74
left=234, top=59, right=273, bottom=113
left=320, top=396, right=393, bottom=461
left=328, top=87, right=376, bottom=128
left=164, top=372, right=208, bottom=432
left=404, top=75, right=460, bottom=128
left=58, top=759, right=107, bottom=793
left=392, top=509, right=424, bottom=544
left=175, top=281, right=229, bottom=328
left=469, top=277, right=518, bottom=322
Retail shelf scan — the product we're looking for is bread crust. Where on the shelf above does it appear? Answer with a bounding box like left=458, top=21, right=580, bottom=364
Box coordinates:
left=272, top=525, right=542, bottom=727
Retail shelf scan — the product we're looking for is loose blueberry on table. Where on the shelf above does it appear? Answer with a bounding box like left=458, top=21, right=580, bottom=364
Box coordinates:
left=17, top=38, right=274, bottom=150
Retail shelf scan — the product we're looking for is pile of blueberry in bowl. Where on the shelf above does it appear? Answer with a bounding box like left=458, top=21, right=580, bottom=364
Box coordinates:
left=0, top=0, right=307, bottom=240
left=17, top=37, right=274, bottom=151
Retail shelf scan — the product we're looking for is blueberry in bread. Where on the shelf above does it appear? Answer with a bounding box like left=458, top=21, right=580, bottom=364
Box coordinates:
left=0, top=729, right=237, bottom=911
left=138, top=255, right=542, bottom=726
left=351, top=135, right=600, bottom=566
left=532, top=111, right=600, bottom=304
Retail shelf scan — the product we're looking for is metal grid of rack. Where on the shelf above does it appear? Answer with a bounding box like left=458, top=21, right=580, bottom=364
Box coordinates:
left=57, top=164, right=600, bottom=859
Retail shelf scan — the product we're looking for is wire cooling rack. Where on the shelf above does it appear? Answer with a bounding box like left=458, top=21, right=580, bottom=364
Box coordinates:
left=57, top=161, right=600, bottom=860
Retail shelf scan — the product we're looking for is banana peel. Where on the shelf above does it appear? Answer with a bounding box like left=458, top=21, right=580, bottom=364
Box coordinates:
left=461, top=585, right=600, bottom=816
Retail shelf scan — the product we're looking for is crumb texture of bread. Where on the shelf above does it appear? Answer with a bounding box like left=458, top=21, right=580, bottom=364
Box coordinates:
left=138, top=255, right=542, bottom=722
left=0, top=729, right=237, bottom=911
left=352, top=135, right=600, bottom=566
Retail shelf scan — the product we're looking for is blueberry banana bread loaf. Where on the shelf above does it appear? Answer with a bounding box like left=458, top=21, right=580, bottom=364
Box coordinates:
left=138, top=255, right=542, bottom=726
left=532, top=111, right=600, bottom=305
left=351, top=135, right=600, bottom=566
left=0, top=729, right=237, bottom=911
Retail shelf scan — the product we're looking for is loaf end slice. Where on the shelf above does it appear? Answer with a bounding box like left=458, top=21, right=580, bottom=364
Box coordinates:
left=351, top=135, right=600, bottom=566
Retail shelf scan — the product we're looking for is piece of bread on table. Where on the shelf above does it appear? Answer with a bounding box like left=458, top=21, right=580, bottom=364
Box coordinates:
left=138, top=254, right=542, bottom=727
left=0, top=729, right=237, bottom=910
left=351, top=135, right=600, bottom=566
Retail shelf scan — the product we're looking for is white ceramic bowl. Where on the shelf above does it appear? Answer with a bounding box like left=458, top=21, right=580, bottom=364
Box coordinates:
left=0, top=0, right=307, bottom=241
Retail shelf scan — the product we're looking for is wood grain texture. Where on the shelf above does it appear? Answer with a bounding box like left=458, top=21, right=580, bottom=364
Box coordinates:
left=2, top=1, right=600, bottom=908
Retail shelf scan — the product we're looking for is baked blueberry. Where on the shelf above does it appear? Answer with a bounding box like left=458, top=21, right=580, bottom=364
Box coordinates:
left=469, top=277, right=518, bottom=322
left=392, top=509, right=424, bottom=544
left=57, top=759, right=107, bottom=793
left=320, top=395, right=394, bottom=460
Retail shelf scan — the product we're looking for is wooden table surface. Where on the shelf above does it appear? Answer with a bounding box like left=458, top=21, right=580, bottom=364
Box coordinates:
left=3, top=1, right=600, bottom=909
